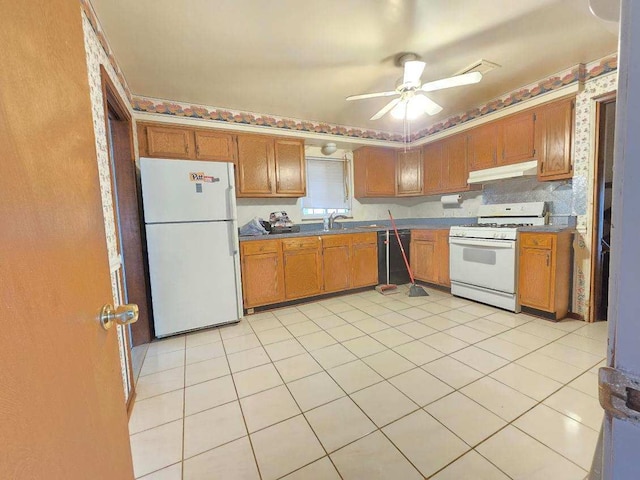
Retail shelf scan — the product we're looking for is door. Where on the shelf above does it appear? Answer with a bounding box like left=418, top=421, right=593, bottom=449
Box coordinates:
left=351, top=242, right=379, bottom=288
left=195, top=130, right=237, bottom=162
left=0, top=0, right=133, bottom=478
left=396, top=149, right=423, bottom=195
left=518, top=246, right=553, bottom=310
left=411, top=240, right=437, bottom=283
left=602, top=2, right=640, bottom=477
left=146, top=125, right=194, bottom=159
left=274, top=139, right=306, bottom=195
left=363, top=148, right=396, bottom=196
left=592, top=98, right=616, bottom=322
left=241, top=251, right=285, bottom=307
left=449, top=237, right=517, bottom=293
left=468, top=123, right=498, bottom=171
left=443, top=133, right=469, bottom=191
left=423, top=141, right=444, bottom=194
left=283, top=249, right=323, bottom=299
left=498, top=111, right=536, bottom=165
left=236, top=135, right=274, bottom=195
left=140, top=158, right=235, bottom=222
left=537, top=98, right=574, bottom=179
left=322, top=236, right=351, bottom=292
left=146, top=221, right=242, bottom=336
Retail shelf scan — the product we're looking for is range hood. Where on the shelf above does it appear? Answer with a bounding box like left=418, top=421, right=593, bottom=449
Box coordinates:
left=468, top=160, right=538, bottom=184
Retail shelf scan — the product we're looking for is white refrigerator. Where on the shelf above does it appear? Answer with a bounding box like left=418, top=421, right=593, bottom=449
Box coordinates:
left=140, top=157, right=243, bottom=337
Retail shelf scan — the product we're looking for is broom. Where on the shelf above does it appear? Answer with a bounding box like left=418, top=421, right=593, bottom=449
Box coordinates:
left=375, top=229, right=399, bottom=295
left=388, top=210, right=429, bottom=297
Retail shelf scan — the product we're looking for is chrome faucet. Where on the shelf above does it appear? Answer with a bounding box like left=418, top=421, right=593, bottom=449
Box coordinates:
left=328, top=212, right=348, bottom=229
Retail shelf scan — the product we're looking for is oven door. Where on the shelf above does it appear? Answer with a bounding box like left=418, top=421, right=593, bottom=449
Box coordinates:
left=449, top=237, right=517, bottom=293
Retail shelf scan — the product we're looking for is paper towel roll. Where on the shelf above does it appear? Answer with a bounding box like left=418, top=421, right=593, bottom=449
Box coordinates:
left=441, top=194, right=462, bottom=206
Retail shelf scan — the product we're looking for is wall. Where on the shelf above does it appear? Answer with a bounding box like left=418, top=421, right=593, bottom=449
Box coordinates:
left=572, top=71, right=618, bottom=320
left=81, top=2, right=135, bottom=401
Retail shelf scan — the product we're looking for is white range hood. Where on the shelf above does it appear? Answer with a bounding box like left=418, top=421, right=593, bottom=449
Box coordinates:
left=467, top=160, right=538, bottom=184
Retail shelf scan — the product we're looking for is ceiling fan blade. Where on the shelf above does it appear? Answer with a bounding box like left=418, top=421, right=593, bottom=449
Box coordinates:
left=419, top=95, right=443, bottom=116
left=403, top=60, right=426, bottom=85
left=370, top=98, right=401, bottom=120
left=420, top=71, right=483, bottom=92
left=346, top=91, right=398, bottom=101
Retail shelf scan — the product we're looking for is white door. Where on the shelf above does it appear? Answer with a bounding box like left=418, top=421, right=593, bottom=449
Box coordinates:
left=601, top=1, right=640, bottom=478
left=140, top=158, right=235, bottom=222
left=146, top=221, right=242, bottom=337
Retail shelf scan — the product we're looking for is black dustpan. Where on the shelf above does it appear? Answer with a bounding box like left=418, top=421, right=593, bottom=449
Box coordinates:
left=388, top=210, right=429, bottom=298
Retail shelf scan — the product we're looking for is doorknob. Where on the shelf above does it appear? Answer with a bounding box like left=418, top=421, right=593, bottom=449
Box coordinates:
left=100, top=303, right=139, bottom=330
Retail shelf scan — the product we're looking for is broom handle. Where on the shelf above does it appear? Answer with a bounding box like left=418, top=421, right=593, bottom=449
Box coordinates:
left=388, top=210, right=416, bottom=284
left=386, top=229, right=391, bottom=285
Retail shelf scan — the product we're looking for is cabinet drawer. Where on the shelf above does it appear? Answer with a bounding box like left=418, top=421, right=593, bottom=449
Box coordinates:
left=241, top=240, right=280, bottom=255
left=282, top=237, right=321, bottom=251
left=321, top=234, right=350, bottom=248
left=351, top=232, right=377, bottom=245
left=520, top=233, right=554, bottom=249
left=411, top=229, right=439, bottom=241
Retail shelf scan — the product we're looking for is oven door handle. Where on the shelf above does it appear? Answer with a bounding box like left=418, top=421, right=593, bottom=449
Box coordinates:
left=449, top=238, right=515, bottom=249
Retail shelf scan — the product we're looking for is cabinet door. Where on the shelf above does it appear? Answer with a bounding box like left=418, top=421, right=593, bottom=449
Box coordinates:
left=241, top=252, right=285, bottom=308
left=195, top=131, right=237, bottom=162
left=537, top=99, right=574, bottom=180
left=354, top=147, right=396, bottom=197
left=518, top=246, right=553, bottom=310
left=498, top=111, right=536, bottom=165
left=146, top=126, right=194, bottom=159
left=283, top=248, right=322, bottom=299
left=323, top=245, right=351, bottom=292
left=423, top=142, right=444, bottom=194
left=351, top=241, right=378, bottom=288
left=436, top=230, right=451, bottom=287
left=236, top=135, right=274, bottom=196
left=274, top=139, right=306, bottom=196
left=396, top=149, right=423, bottom=196
left=468, top=123, right=498, bottom=171
left=443, top=134, right=469, bottom=191
left=410, top=239, right=437, bottom=283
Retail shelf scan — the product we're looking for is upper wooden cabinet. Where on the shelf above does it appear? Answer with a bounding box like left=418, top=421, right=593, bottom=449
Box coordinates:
left=194, top=131, right=237, bottom=162
left=396, top=149, right=423, bottom=196
left=499, top=111, right=536, bottom=165
left=236, top=135, right=274, bottom=196
left=423, top=132, right=475, bottom=196
left=273, top=139, right=306, bottom=196
left=137, top=122, right=306, bottom=198
left=468, top=110, right=536, bottom=170
left=536, top=98, right=574, bottom=180
left=236, top=136, right=305, bottom=197
left=354, top=147, right=397, bottom=197
left=144, top=125, right=194, bottom=159
left=468, top=122, right=499, bottom=171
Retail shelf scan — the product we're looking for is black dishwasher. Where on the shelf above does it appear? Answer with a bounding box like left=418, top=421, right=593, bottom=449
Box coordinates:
left=377, top=229, right=411, bottom=285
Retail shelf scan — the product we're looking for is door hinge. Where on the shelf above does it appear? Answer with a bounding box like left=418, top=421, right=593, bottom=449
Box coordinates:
left=599, top=366, right=640, bottom=424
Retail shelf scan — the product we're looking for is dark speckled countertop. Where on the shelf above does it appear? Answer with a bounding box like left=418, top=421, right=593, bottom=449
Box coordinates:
left=239, top=224, right=452, bottom=242
left=517, top=225, right=575, bottom=233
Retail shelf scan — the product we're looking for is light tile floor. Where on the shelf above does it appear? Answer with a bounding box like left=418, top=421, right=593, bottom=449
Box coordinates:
left=129, top=285, right=607, bottom=479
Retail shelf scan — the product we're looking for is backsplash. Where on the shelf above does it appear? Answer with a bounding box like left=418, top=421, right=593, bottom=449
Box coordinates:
left=482, top=176, right=574, bottom=216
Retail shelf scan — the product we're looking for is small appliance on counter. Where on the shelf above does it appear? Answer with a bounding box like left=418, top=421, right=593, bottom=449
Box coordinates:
left=269, top=211, right=300, bottom=234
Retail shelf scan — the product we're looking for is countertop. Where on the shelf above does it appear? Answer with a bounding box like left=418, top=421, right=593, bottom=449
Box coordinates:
left=239, top=224, right=451, bottom=242
left=239, top=223, right=575, bottom=241
left=518, top=225, right=575, bottom=233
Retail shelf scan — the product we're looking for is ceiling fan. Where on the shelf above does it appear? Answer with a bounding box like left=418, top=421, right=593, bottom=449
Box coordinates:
left=346, top=53, right=483, bottom=121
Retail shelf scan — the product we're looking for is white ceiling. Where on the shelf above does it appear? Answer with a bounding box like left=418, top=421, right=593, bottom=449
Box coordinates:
left=90, top=0, right=618, bottom=134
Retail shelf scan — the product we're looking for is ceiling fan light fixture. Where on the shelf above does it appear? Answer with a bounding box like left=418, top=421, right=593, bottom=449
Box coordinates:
left=390, top=100, right=408, bottom=119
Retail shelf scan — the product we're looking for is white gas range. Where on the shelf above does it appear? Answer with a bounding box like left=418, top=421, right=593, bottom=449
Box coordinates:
left=449, top=202, right=548, bottom=312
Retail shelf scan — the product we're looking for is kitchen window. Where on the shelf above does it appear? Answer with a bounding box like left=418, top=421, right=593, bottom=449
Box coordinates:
left=301, top=156, right=351, bottom=219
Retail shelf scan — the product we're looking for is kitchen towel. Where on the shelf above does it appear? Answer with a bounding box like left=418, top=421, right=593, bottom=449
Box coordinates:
left=441, top=194, right=462, bottom=207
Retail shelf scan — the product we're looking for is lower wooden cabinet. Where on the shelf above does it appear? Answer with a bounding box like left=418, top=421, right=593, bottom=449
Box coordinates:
left=410, top=229, right=450, bottom=287
left=518, top=231, right=572, bottom=319
left=241, top=233, right=378, bottom=308
left=350, top=234, right=378, bottom=288
left=240, top=240, right=285, bottom=308
left=282, top=237, right=323, bottom=300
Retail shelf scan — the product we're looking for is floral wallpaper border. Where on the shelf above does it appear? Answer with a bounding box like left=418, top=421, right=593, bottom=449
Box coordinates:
left=130, top=55, right=617, bottom=143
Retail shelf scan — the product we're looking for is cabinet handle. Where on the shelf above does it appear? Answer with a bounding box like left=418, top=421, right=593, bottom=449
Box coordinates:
left=546, top=252, right=550, bottom=267
left=196, top=144, right=200, bottom=156
left=185, top=143, right=190, bottom=154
